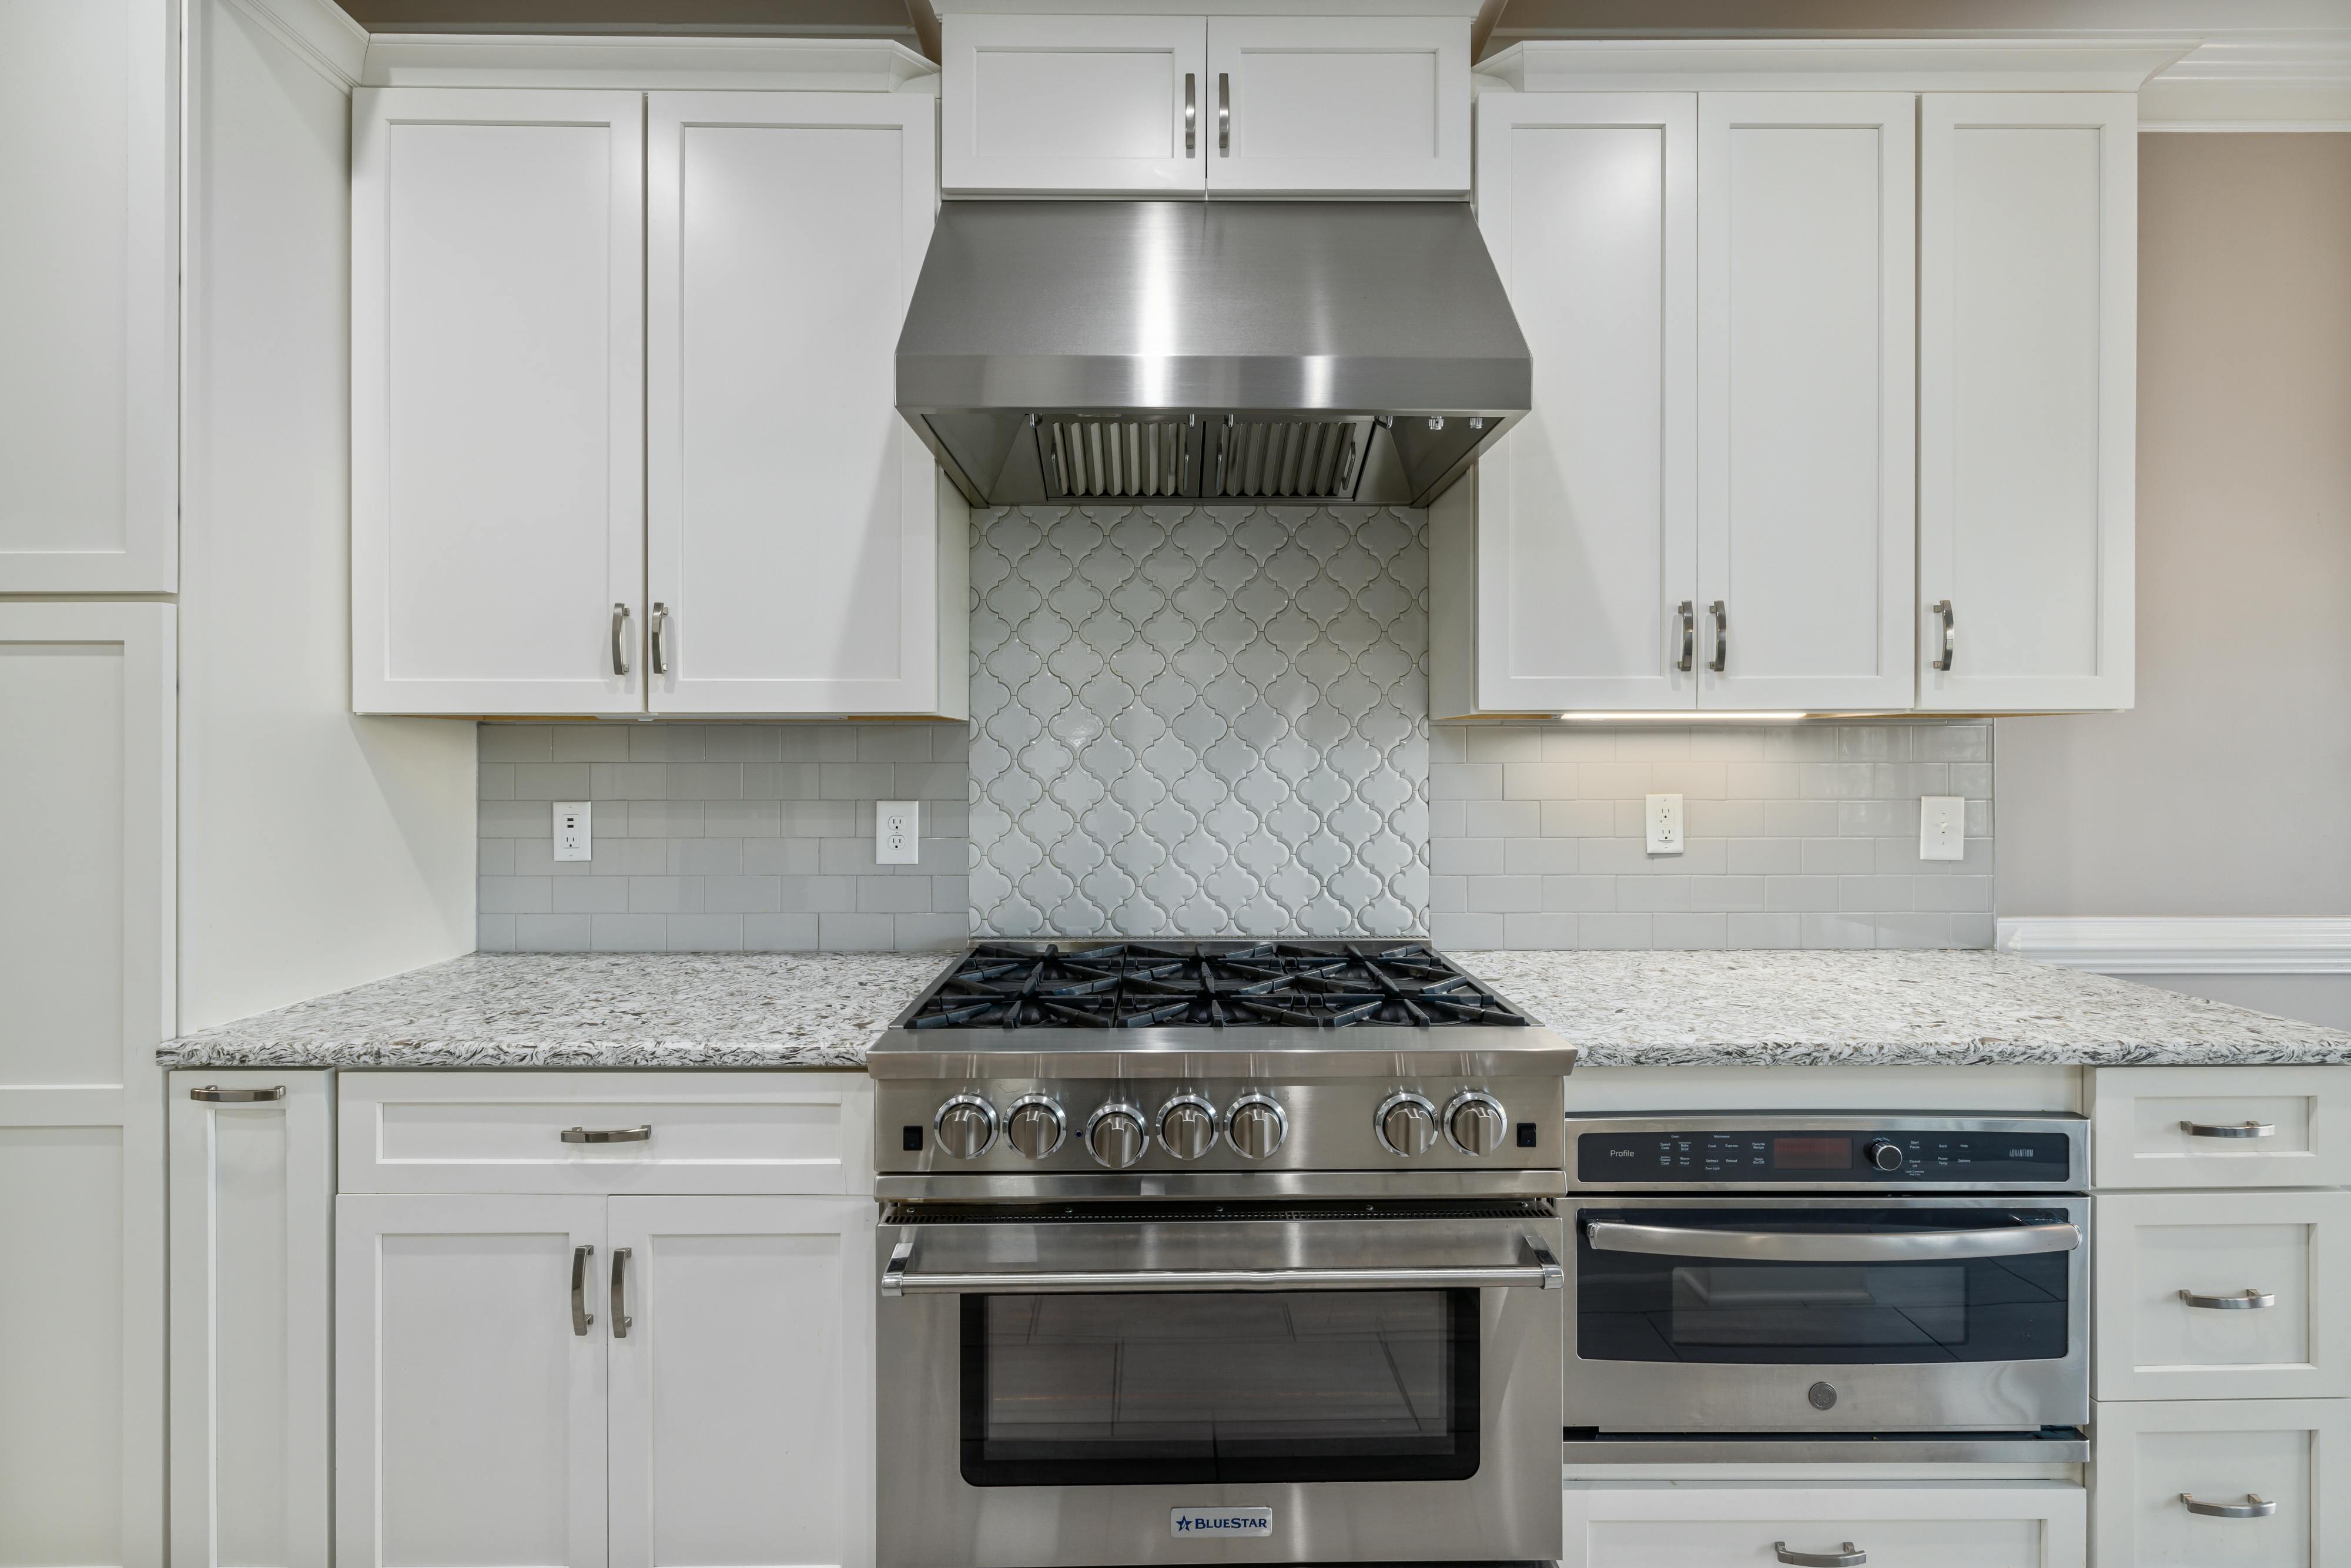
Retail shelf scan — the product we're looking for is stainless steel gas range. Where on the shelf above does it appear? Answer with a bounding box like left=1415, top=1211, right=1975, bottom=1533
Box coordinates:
left=867, top=940, right=1577, bottom=1568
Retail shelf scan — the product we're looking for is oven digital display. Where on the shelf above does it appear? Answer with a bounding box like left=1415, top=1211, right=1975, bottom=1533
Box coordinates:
left=1771, top=1135, right=1851, bottom=1170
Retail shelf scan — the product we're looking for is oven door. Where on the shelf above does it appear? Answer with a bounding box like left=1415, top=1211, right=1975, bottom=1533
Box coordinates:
left=1564, top=1196, right=2089, bottom=1435
left=876, top=1204, right=1565, bottom=1568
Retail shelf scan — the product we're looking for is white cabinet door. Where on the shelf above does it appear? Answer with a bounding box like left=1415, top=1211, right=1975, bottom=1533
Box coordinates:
left=168, top=1071, right=333, bottom=1568
left=1565, top=1481, right=2085, bottom=1567
left=607, top=1197, right=876, bottom=1568
left=647, top=92, right=963, bottom=718
left=943, top=15, right=1206, bottom=195
left=1696, top=93, right=1915, bottom=711
left=337, top=1194, right=609, bottom=1568
left=2092, top=1399, right=2347, bottom=1567
left=0, top=602, right=172, bottom=1568
left=352, top=88, right=645, bottom=716
left=1204, top=16, right=1469, bottom=196
left=1440, top=92, right=1696, bottom=715
left=1919, top=93, right=2135, bottom=711
left=0, top=0, right=177, bottom=591
left=2095, top=1190, right=2351, bottom=1403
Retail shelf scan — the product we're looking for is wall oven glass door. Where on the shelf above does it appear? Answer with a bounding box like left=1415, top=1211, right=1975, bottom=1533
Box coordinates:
left=963, top=1288, right=1478, bottom=1486
left=1575, top=1204, right=2080, bottom=1366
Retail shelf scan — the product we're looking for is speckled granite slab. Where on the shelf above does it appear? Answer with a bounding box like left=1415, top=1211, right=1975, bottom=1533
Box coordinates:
left=1454, top=950, right=2351, bottom=1068
left=156, top=953, right=952, bottom=1069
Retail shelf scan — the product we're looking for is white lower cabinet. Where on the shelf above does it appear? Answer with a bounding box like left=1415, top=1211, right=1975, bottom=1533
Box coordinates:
left=168, top=1071, right=334, bottom=1568
left=2092, top=1399, right=2349, bottom=1567
left=338, top=1189, right=876, bottom=1568
left=1565, top=1482, right=2086, bottom=1567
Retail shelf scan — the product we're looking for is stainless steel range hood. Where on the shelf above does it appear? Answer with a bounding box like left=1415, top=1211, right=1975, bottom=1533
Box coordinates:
left=895, top=200, right=1531, bottom=510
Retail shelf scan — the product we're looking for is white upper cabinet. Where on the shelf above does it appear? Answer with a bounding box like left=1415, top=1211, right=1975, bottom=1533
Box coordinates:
left=1696, top=92, right=1915, bottom=712
left=1205, top=16, right=1469, bottom=196
left=943, top=15, right=1207, bottom=195
left=1436, top=92, right=1696, bottom=716
left=0, top=0, right=177, bottom=592
left=351, top=88, right=645, bottom=716
left=941, top=11, right=1470, bottom=196
left=1919, top=92, right=2136, bottom=711
left=647, top=92, right=962, bottom=717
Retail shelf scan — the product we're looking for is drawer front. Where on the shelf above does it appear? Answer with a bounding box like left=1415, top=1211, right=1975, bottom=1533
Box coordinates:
left=2096, top=1191, right=2351, bottom=1401
left=1565, top=1483, right=2084, bottom=1568
left=337, top=1071, right=873, bottom=1195
left=2092, top=1399, right=2347, bottom=1567
left=2092, top=1066, right=2351, bottom=1190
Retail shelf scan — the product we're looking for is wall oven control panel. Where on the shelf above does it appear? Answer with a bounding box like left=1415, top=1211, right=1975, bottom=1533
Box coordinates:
left=1570, top=1114, right=2084, bottom=1191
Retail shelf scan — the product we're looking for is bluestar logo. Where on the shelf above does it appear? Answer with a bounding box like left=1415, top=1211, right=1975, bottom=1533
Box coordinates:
left=1170, top=1507, right=1272, bottom=1539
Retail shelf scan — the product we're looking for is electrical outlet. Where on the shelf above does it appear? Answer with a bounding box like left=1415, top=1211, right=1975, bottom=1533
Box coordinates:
left=876, top=800, right=919, bottom=866
left=1644, top=793, right=1684, bottom=855
left=553, top=801, right=591, bottom=862
left=1920, top=795, right=1965, bottom=861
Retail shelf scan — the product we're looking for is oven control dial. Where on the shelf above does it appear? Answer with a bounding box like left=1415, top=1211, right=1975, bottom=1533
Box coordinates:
left=1004, top=1095, right=1067, bottom=1160
left=1445, top=1092, right=1508, bottom=1157
left=934, top=1094, right=997, bottom=1160
left=1864, top=1138, right=1907, bottom=1172
left=1158, top=1095, right=1217, bottom=1161
left=1225, top=1094, right=1288, bottom=1161
left=1086, top=1104, right=1148, bottom=1169
left=1376, top=1092, right=1438, bottom=1157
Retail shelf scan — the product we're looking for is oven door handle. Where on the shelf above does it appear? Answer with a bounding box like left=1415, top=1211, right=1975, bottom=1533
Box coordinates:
left=880, top=1232, right=1565, bottom=1296
left=1580, top=1220, right=2081, bottom=1263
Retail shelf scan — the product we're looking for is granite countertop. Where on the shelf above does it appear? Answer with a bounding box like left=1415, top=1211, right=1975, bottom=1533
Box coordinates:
left=1454, top=949, right=2351, bottom=1068
left=156, top=952, right=953, bottom=1069
left=158, top=947, right=2351, bottom=1071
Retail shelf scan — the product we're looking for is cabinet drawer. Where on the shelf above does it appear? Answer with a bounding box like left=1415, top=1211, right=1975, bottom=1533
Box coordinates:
left=1565, top=1482, right=2084, bottom=1567
left=337, top=1071, right=872, bottom=1195
left=2095, top=1191, right=2351, bottom=1401
left=2091, top=1399, right=2348, bottom=1567
left=2092, top=1066, right=2351, bottom=1189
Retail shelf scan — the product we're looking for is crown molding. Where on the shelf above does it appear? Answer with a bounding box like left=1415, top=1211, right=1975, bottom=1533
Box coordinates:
left=2141, top=37, right=2351, bottom=127
left=1997, top=917, right=2351, bottom=975
left=220, top=0, right=370, bottom=89
left=1476, top=36, right=2198, bottom=92
left=359, top=32, right=938, bottom=90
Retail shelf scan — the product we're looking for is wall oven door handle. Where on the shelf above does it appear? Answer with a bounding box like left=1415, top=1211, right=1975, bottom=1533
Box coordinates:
left=1582, top=1219, right=2081, bottom=1263
left=880, top=1233, right=1564, bottom=1296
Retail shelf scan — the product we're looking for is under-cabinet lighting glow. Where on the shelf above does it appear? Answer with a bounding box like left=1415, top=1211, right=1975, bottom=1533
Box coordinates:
left=1556, top=711, right=1813, bottom=722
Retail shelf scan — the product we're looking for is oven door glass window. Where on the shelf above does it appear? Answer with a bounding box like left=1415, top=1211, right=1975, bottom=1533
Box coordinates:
left=960, top=1289, right=1479, bottom=1486
left=1576, top=1208, right=2073, bottom=1365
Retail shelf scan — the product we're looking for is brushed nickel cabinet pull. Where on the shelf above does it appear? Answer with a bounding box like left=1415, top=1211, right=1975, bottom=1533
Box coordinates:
left=1775, top=1543, right=1864, bottom=1566
left=1184, top=73, right=1195, bottom=155
left=2182, top=1119, right=2276, bottom=1139
left=611, top=1247, right=633, bottom=1338
left=649, top=602, right=670, bottom=676
left=611, top=603, right=632, bottom=678
left=561, top=1124, right=652, bottom=1144
left=2181, top=1493, right=2277, bottom=1519
left=2181, top=1287, right=2277, bottom=1311
left=571, top=1244, right=595, bottom=1336
left=1708, top=599, right=1728, bottom=673
left=1217, top=72, right=1230, bottom=154
left=1932, top=598, right=1956, bottom=671
left=190, top=1084, right=286, bottom=1103
left=1675, top=600, right=1696, bottom=673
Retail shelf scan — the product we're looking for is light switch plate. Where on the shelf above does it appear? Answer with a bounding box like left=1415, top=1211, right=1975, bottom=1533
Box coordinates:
left=553, top=802, right=591, bottom=862
left=877, top=800, right=919, bottom=865
left=1645, top=793, right=1684, bottom=855
left=1920, top=795, right=1965, bottom=861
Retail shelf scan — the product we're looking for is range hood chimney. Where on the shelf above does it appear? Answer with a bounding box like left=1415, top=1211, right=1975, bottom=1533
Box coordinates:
left=895, top=200, right=1531, bottom=510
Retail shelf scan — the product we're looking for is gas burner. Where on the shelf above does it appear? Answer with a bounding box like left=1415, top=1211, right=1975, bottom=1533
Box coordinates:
left=903, top=940, right=1531, bottom=1031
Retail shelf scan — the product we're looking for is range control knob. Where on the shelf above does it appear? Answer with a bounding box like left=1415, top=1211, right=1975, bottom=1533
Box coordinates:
left=1445, top=1091, right=1508, bottom=1157
left=1225, top=1094, right=1288, bottom=1161
left=1004, top=1095, right=1067, bottom=1160
left=1086, top=1104, right=1148, bottom=1169
left=1158, top=1095, right=1218, bottom=1161
left=1864, top=1138, right=1907, bottom=1172
left=1376, top=1093, right=1439, bottom=1157
left=934, top=1094, right=997, bottom=1160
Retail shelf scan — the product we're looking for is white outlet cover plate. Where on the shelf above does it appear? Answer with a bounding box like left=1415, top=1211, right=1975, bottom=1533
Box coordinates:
left=1644, top=793, right=1684, bottom=855
left=877, top=800, right=920, bottom=865
left=1920, top=795, right=1965, bottom=861
left=553, top=801, right=591, bottom=862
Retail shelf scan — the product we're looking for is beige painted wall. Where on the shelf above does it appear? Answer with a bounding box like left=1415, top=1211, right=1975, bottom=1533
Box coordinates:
left=1996, top=133, right=2351, bottom=1026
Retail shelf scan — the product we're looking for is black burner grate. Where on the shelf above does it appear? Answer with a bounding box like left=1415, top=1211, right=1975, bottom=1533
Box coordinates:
left=904, top=941, right=1530, bottom=1031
